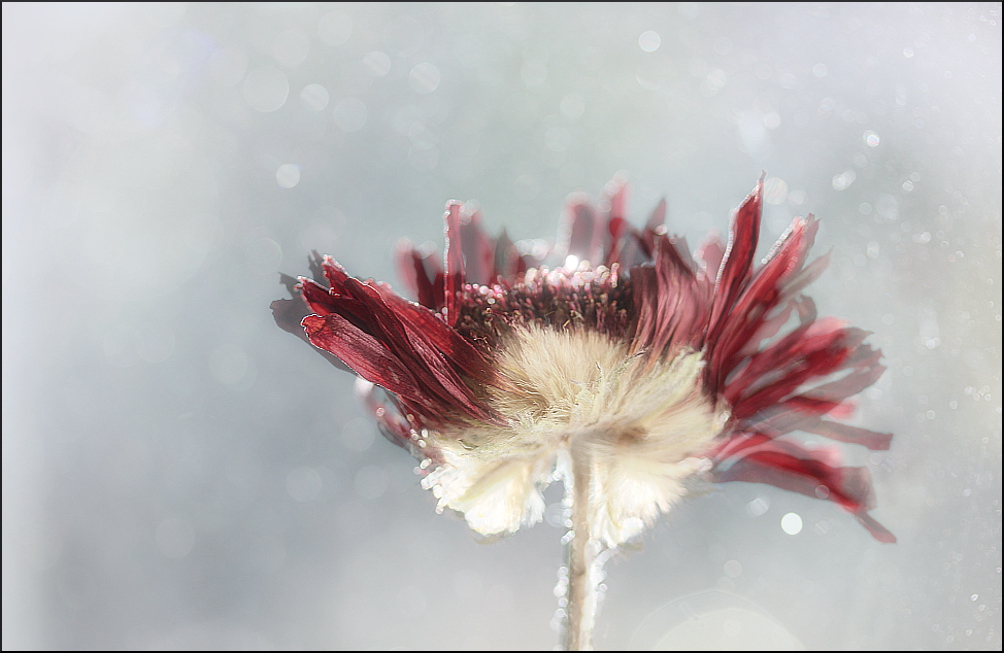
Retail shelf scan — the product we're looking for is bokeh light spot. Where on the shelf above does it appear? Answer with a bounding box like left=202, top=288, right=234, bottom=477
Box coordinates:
left=243, top=65, right=289, bottom=112
left=276, top=163, right=301, bottom=189
left=333, top=98, right=368, bottom=132
left=300, top=83, right=329, bottom=111
left=781, top=512, right=803, bottom=535
left=286, top=466, right=323, bottom=502
left=409, top=62, right=441, bottom=94
left=638, top=30, right=661, bottom=52
left=318, top=10, right=352, bottom=45
left=156, top=517, right=195, bottom=559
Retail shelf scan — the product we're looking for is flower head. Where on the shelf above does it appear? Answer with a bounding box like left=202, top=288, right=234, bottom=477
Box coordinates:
left=273, top=177, right=894, bottom=546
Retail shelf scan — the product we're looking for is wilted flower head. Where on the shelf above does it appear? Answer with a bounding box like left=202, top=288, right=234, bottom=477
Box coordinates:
left=273, top=177, right=894, bottom=548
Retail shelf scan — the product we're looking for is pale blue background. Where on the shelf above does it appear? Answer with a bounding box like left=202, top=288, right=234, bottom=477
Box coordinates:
left=3, top=3, right=1000, bottom=650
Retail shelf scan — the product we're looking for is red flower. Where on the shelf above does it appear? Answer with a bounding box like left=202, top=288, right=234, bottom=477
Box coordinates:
left=273, top=177, right=894, bottom=545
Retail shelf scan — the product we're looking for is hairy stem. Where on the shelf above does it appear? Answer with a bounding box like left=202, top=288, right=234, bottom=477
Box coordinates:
left=565, top=444, right=604, bottom=651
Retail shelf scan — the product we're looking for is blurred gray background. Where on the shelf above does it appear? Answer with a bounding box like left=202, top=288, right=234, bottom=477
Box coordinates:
left=3, top=2, right=1001, bottom=650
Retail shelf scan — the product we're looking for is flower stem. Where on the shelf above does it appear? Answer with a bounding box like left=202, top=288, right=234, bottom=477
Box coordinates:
left=565, top=443, right=603, bottom=651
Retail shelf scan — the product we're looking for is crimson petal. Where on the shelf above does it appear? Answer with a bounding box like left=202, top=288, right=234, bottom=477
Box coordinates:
left=302, top=313, right=423, bottom=402
left=444, top=202, right=465, bottom=325
left=707, top=178, right=764, bottom=346
left=711, top=434, right=895, bottom=543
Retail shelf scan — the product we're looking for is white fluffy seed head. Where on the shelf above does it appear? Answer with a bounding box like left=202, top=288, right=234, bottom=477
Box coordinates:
left=421, top=325, right=726, bottom=545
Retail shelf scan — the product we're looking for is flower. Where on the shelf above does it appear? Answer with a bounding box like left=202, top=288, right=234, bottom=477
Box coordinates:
left=273, top=176, right=895, bottom=548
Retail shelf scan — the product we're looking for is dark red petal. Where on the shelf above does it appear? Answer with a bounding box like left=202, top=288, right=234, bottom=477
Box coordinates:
left=299, top=276, right=377, bottom=335
left=605, top=176, right=628, bottom=222
left=729, top=346, right=852, bottom=421
left=302, top=314, right=422, bottom=401
left=804, top=421, right=893, bottom=450
left=341, top=278, right=496, bottom=422
left=637, top=198, right=667, bottom=261
left=695, top=232, right=725, bottom=284
left=444, top=202, right=465, bottom=325
left=725, top=318, right=857, bottom=417
left=750, top=409, right=893, bottom=451
left=459, top=209, right=495, bottom=285
left=630, top=235, right=709, bottom=358
left=567, top=200, right=603, bottom=264
left=604, top=216, right=630, bottom=268
left=794, top=355, right=884, bottom=408
left=271, top=270, right=350, bottom=365
left=708, top=216, right=816, bottom=379
left=321, top=255, right=349, bottom=288
left=711, top=434, right=895, bottom=543
left=299, top=277, right=337, bottom=316
left=395, top=240, right=445, bottom=310
left=356, top=379, right=413, bottom=451
left=707, top=178, right=764, bottom=346
left=372, top=282, right=508, bottom=391
left=491, top=229, right=529, bottom=284
left=645, top=197, right=666, bottom=232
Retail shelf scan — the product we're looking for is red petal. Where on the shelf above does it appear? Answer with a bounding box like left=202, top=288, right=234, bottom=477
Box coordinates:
left=444, top=202, right=465, bottom=325
left=709, top=216, right=817, bottom=379
left=707, top=178, right=764, bottom=346
left=321, top=255, right=349, bottom=288
left=299, top=277, right=336, bottom=316
left=395, top=240, right=445, bottom=310
left=356, top=379, right=413, bottom=451
left=725, top=319, right=859, bottom=418
left=374, top=286, right=507, bottom=390
left=302, top=314, right=422, bottom=401
left=804, top=421, right=893, bottom=450
left=604, top=216, right=630, bottom=268
left=637, top=198, right=667, bottom=261
left=491, top=229, right=529, bottom=284
left=567, top=200, right=603, bottom=264
left=711, top=434, right=895, bottom=543
left=342, top=278, right=496, bottom=422
left=459, top=209, right=495, bottom=285
left=630, top=235, right=709, bottom=358
left=695, top=232, right=725, bottom=285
